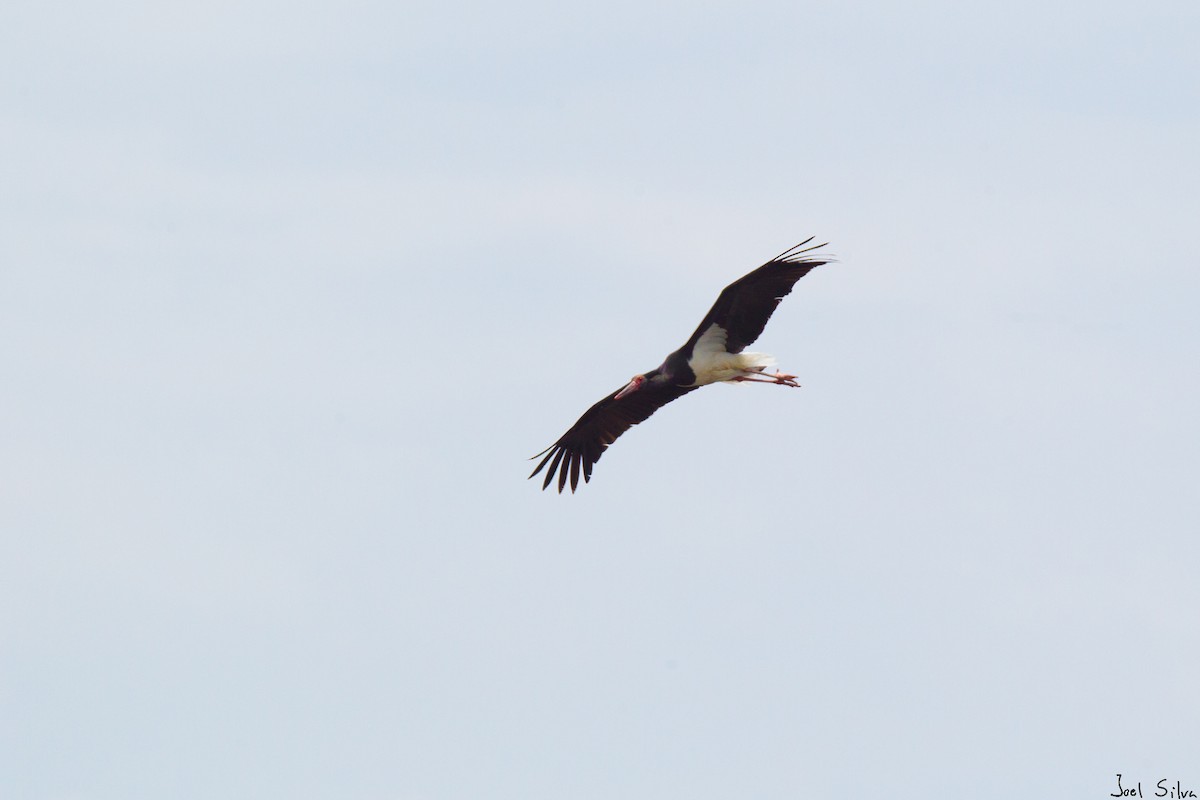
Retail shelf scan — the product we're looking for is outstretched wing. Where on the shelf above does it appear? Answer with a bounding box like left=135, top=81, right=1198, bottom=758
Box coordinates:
left=529, top=382, right=698, bottom=493
left=684, top=238, right=830, bottom=354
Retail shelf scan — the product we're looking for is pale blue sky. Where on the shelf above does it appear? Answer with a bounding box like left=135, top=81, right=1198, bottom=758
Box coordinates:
left=2, top=1, right=1198, bottom=798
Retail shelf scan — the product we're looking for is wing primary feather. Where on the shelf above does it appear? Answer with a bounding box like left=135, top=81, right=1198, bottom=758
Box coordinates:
left=770, top=236, right=816, bottom=261
left=557, top=453, right=571, bottom=493
left=529, top=447, right=557, bottom=479
left=569, top=452, right=581, bottom=492
left=542, top=448, right=566, bottom=490
left=789, top=242, right=829, bottom=259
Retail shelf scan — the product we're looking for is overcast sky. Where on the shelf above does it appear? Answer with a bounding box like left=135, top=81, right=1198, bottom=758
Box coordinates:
left=2, top=1, right=1198, bottom=798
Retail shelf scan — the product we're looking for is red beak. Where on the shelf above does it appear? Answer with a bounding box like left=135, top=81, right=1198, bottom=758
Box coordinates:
left=614, top=376, right=643, bottom=400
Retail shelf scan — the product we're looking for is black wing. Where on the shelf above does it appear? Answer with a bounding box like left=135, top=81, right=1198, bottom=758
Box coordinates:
left=684, top=238, right=830, bottom=354
left=529, top=382, right=698, bottom=493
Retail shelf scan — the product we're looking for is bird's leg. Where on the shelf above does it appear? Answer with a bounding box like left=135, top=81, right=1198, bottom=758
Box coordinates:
left=732, top=369, right=800, bottom=387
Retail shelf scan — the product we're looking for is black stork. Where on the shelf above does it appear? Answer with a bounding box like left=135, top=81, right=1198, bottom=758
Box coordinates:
left=529, top=238, right=832, bottom=493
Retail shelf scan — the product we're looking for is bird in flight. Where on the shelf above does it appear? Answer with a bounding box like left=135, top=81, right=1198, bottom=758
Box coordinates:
left=529, top=238, right=832, bottom=493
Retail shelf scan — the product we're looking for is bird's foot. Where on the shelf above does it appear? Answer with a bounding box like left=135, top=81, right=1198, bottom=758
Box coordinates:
left=772, top=370, right=801, bottom=387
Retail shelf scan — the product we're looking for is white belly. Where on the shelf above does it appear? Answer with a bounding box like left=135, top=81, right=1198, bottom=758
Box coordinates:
left=686, top=323, right=776, bottom=386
